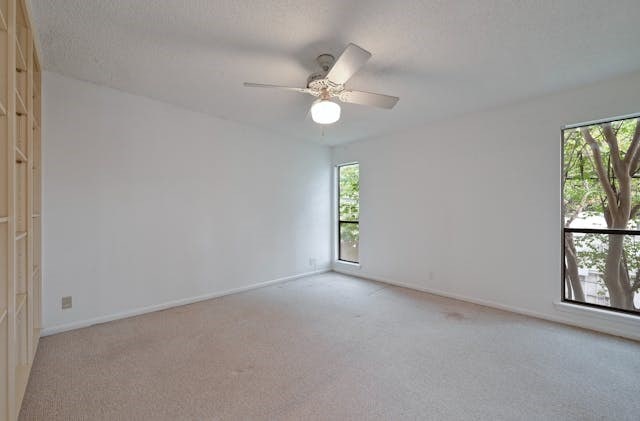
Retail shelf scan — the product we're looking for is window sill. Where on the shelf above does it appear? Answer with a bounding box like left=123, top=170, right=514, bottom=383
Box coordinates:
left=334, top=260, right=361, bottom=269
left=553, top=301, right=639, bottom=327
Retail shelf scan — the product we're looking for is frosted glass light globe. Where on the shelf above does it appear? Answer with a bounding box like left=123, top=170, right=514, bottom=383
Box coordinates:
left=311, top=99, right=341, bottom=124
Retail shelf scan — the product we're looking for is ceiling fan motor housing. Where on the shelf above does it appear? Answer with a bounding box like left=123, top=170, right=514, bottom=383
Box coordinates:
left=307, top=53, right=344, bottom=98
left=307, top=54, right=335, bottom=86
left=316, top=54, right=335, bottom=72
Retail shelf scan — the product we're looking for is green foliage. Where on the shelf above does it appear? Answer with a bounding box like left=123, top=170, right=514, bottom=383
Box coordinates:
left=339, top=164, right=359, bottom=221
left=340, top=222, right=359, bottom=253
left=574, top=233, right=640, bottom=277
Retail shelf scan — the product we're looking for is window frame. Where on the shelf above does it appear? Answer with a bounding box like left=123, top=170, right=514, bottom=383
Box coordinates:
left=337, top=162, right=360, bottom=264
left=561, top=112, right=640, bottom=317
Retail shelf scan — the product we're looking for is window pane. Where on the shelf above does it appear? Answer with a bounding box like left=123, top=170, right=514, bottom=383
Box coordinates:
left=339, top=164, right=359, bottom=222
left=563, top=117, right=640, bottom=231
left=339, top=222, right=359, bottom=263
left=564, top=231, right=640, bottom=315
left=562, top=116, right=640, bottom=316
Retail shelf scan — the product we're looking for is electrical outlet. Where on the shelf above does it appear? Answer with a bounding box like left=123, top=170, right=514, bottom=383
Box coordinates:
left=61, top=296, right=72, bottom=310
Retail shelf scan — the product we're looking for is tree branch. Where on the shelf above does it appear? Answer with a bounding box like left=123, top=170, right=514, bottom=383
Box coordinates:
left=600, top=123, right=629, bottom=190
left=602, top=123, right=624, bottom=177
left=602, top=197, right=613, bottom=227
left=627, top=119, right=640, bottom=174
left=564, top=235, right=585, bottom=301
left=581, top=127, right=618, bottom=212
left=604, top=123, right=633, bottom=220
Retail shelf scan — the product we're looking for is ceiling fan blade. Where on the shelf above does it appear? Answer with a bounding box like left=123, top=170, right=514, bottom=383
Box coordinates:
left=339, top=90, right=399, bottom=109
left=243, top=82, right=311, bottom=94
left=326, top=43, right=372, bottom=85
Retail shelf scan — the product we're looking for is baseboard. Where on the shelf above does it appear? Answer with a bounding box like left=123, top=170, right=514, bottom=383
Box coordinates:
left=333, top=269, right=640, bottom=342
left=42, top=268, right=331, bottom=336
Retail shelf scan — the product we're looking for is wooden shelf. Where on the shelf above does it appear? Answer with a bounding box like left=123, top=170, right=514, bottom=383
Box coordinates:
left=0, top=4, right=6, bottom=33
left=15, top=363, right=29, bottom=412
left=15, top=147, right=27, bottom=163
left=15, top=89, right=26, bottom=116
left=15, top=40, right=26, bottom=72
left=32, top=330, right=40, bottom=359
left=2, top=5, right=43, bottom=419
left=16, top=294, right=26, bottom=315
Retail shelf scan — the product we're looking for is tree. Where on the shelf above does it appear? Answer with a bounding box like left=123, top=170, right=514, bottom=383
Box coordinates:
left=338, top=165, right=359, bottom=249
left=563, top=118, right=640, bottom=311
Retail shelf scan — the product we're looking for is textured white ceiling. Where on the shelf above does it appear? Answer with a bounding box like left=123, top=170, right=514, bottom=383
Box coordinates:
left=32, top=0, right=640, bottom=145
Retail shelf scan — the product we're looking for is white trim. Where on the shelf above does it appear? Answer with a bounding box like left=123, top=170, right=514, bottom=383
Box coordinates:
left=333, top=260, right=361, bottom=269
left=41, top=268, right=331, bottom=336
left=553, top=301, right=639, bottom=326
left=563, top=111, right=640, bottom=130
left=335, top=161, right=359, bottom=167
left=334, top=269, right=640, bottom=342
left=332, top=165, right=339, bottom=261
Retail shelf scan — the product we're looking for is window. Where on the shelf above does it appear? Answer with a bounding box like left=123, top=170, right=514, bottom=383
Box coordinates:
left=338, top=163, right=359, bottom=263
left=562, top=114, right=640, bottom=316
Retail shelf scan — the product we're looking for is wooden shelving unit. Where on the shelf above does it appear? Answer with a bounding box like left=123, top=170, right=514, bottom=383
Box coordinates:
left=0, top=0, right=42, bottom=419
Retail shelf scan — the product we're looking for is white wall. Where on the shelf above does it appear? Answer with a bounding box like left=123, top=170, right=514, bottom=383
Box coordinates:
left=332, top=70, right=640, bottom=340
left=42, top=72, right=331, bottom=333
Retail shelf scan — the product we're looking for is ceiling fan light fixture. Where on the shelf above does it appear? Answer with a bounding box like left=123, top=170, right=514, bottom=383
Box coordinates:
left=244, top=43, right=399, bottom=123
left=311, top=99, right=341, bottom=124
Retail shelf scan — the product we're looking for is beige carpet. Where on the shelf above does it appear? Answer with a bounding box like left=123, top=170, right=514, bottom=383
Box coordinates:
left=19, top=273, right=640, bottom=420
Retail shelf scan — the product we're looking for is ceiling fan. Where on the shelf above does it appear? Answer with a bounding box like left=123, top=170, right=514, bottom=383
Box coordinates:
left=244, top=43, right=399, bottom=125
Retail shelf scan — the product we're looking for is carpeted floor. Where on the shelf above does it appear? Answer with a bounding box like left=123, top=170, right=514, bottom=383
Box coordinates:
left=19, top=273, right=640, bottom=420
